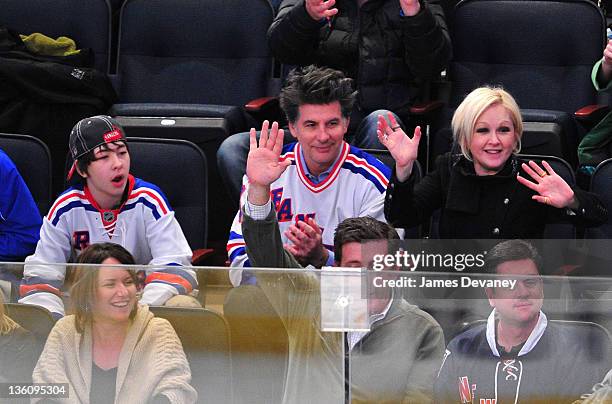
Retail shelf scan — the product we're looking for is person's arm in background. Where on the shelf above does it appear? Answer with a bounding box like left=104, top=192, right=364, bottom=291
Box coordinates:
left=240, top=121, right=324, bottom=325
left=399, top=0, right=452, bottom=81
left=19, top=199, right=72, bottom=318
left=0, top=151, right=41, bottom=261
left=241, top=120, right=292, bottom=268
left=138, top=182, right=198, bottom=306
left=575, top=368, right=612, bottom=404
left=401, top=312, right=446, bottom=403
left=592, top=32, right=612, bottom=91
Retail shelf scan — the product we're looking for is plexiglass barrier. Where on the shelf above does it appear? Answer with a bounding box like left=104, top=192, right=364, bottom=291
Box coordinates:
left=0, top=239, right=610, bottom=403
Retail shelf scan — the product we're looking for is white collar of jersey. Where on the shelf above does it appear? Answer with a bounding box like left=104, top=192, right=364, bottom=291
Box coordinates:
left=295, top=142, right=349, bottom=193
left=486, top=309, right=548, bottom=357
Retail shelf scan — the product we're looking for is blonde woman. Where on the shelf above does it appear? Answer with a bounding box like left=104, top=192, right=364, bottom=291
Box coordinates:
left=32, top=243, right=196, bottom=404
left=379, top=86, right=607, bottom=238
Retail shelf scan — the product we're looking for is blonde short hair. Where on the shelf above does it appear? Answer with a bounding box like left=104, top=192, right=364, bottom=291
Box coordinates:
left=0, top=292, right=19, bottom=335
left=452, top=86, right=523, bottom=161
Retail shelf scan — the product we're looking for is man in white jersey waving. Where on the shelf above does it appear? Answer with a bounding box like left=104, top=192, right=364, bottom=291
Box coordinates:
left=227, top=65, right=391, bottom=285
left=20, top=116, right=197, bottom=317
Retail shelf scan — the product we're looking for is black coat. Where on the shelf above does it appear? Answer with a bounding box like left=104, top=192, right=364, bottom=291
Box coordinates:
left=268, top=0, right=451, bottom=118
left=385, top=153, right=608, bottom=239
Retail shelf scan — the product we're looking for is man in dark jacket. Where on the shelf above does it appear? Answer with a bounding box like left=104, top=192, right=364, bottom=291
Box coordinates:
left=434, top=240, right=609, bottom=404
left=268, top=0, right=451, bottom=147
left=217, top=0, right=450, bottom=202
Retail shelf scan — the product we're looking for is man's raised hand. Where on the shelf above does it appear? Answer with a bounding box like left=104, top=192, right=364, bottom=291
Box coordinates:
left=305, top=0, right=338, bottom=21
left=400, top=0, right=421, bottom=16
left=246, top=120, right=291, bottom=187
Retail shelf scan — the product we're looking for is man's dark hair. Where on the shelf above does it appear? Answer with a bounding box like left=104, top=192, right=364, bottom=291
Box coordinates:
left=334, top=217, right=399, bottom=264
left=484, top=239, right=543, bottom=274
left=279, top=65, right=356, bottom=124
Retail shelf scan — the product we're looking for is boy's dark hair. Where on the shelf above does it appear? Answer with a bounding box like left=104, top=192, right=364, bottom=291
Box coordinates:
left=484, top=239, right=543, bottom=274
left=333, top=217, right=399, bottom=264
left=67, top=115, right=128, bottom=183
left=72, top=141, right=129, bottom=184
left=279, top=65, right=356, bottom=124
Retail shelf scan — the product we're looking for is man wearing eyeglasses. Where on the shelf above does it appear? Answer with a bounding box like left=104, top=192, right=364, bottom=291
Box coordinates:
left=434, top=239, right=609, bottom=404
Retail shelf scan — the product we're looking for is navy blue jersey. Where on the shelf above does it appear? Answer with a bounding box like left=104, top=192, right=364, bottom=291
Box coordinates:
left=435, top=312, right=610, bottom=404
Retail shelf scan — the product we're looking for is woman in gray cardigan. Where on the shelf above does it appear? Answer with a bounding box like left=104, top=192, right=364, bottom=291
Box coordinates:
left=32, top=243, right=196, bottom=404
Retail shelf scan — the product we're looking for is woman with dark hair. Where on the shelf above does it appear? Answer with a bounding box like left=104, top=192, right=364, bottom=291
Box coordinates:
left=32, top=243, right=197, bottom=404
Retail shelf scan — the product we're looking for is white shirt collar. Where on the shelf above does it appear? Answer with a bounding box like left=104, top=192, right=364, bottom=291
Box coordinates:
left=486, top=309, right=548, bottom=357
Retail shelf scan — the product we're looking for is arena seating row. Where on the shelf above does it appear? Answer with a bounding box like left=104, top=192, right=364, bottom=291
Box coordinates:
left=0, top=0, right=278, bottom=249
left=2, top=0, right=612, bottom=249
left=3, top=133, right=612, bottom=250
left=5, top=272, right=612, bottom=403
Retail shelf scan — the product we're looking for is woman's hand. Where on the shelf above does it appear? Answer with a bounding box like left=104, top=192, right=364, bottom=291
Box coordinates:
left=377, top=112, right=421, bottom=182
left=516, top=160, right=578, bottom=209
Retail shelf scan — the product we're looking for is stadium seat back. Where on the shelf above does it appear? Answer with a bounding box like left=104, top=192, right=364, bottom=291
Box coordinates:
left=149, top=306, right=232, bottom=403
left=451, top=0, right=603, bottom=113
left=5, top=303, right=55, bottom=361
left=224, top=285, right=289, bottom=404
left=0, top=133, right=52, bottom=215
left=125, top=137, right=208, bottom=249
left=437, top=0, right=606, bottom=167
left=116, top=0, right=274, bottom=105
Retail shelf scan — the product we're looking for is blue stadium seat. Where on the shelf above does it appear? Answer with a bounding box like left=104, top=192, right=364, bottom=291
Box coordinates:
left=149, top=306, right=231, bottom=404
left=113, top=0, right=275, bottom=129
left=431, top=0, right=605, bottom=168
left=123, top=137, right=208, bottom=251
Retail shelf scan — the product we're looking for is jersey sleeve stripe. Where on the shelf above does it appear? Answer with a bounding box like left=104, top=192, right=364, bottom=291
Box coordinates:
left=145, top=270, right=195, bottom=294
left=156, top=266, right=198, bottom=286
left=129, top=188, right=170, bottom=215
left=228, top=231, right=244, bottom=241
left=51, top=200, right=98, bottom=226
left=48, top=192, right=92, bottom=224
left=279, top=152, right=296, bottom=163
left=122, top=197, right=163, bottom=220
left=229, top=246, right=246, bottom=262
left=344, top=154, right=390, bottom=186
left=20, top=283, right=63, bottom=298
left=48, top=191, right=85, bottom=219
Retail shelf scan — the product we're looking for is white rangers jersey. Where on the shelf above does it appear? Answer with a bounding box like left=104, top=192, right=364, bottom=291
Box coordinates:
left=20, top=175, right=196, bottom=316
left=227, top=141, right=390, bottom=285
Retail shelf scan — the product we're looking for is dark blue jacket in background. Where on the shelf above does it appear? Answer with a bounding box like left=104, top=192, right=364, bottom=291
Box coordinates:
left=0, top=149, right=41, bottom=261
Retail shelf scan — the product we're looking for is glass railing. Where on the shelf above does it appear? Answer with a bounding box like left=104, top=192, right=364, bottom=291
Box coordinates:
left=0, top=239, right=610, bottom=403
